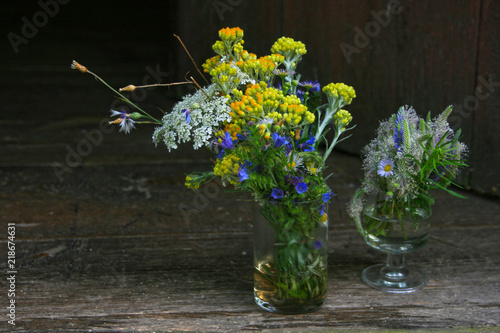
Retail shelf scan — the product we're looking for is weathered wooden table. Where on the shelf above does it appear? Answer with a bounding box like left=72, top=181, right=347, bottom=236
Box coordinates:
left=1, top=67, right=500, bottom=332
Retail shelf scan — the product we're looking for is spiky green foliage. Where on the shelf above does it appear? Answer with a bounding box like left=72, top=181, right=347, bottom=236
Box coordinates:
left=348, top=105, right=468, bottom=234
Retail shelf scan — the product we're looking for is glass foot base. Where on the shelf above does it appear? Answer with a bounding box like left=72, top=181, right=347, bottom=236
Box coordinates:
left=362, top=263, right=428, bottom=293
left=254, top=293, right=325, bottom=314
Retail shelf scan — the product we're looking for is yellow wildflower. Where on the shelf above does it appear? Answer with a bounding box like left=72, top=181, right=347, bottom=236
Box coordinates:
left=185, top=175, right=200, bottom=189
left=218, top=27, right=244, bottom=41
left=322, top=83, right=356, bottom=105
left=271, top=37, right=307, bottom=58
left=334, top=109, right=353, bottom=130
left=213, top=153, right=241, bottom=185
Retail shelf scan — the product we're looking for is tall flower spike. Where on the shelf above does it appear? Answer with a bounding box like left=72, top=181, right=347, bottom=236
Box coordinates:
left=403, top=118, right=411, bottom=155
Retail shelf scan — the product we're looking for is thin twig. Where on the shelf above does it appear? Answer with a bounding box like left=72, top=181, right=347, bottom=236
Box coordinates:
left=190, top=76, right=211, bottom=100
left=70, top=61, right=160, bottom=124
left=174, top=34, right=210, bottom=85
left=119, top=81, right=193, bottom=92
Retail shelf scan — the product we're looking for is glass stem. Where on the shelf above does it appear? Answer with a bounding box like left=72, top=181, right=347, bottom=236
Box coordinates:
left=382, top=253, right=408, bottom=281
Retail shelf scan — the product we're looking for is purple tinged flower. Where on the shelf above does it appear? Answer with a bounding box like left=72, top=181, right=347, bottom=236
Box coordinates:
left=181, top=109, right=191, bottom=123
left=288, top=176, right=303, bottom=186
left=271, top=188, right=284, bottom=199
left=299, top=80, right=321, bottom=93
left=394, top=110, right=404, bottom=151
left=314, top=240, right=323, bottom=250
left=295, top=181, right=308, bottom=194
left=110, top=109, right=136, bottom=134
left=318, top=203, right=326, bottom=216
left=296, top=89, right=306, bottom=102
left=378, top=159, right=395, bottom=177
left=272, top=132, right=289, bottom=148
left=220, top=131, right=235, bottom=149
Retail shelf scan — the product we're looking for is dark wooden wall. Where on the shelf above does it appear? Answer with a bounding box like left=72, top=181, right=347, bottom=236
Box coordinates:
left=1, top=0, right=498, bottom=197
left=173, top=0, right=500, bottom=197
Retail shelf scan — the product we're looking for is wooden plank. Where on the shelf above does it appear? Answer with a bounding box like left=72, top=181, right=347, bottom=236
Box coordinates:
left=1, top=154, right=499, bottom=331
left=281, top=0, right=481, bottom=190
left=4, top=215, right=499, bottom=331
left=469, top=0, right=500, bottom=196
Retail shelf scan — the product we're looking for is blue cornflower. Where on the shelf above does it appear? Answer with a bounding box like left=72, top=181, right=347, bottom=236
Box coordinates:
left=272, top=132, right=289, bottom=148
left=314, top=240, right=323, bottom=250
left=299, top=136, right=316, bottom=152
left=296, top=89, right=306, bottom=102
left=271, top=188, right=284, bottom=199
left=181, top=109, right=191, bottom=123
left=215, top=148, right=225, bottom=159
left=378, top=159, right=395, bottom=177
left=110, top=109, right=136, bottom=134
left=322, top=191, right=334, bottom=203
left=220, top=131, right=235, bottom=149
left=296, top=181, right=308, bottom=194
left=238, top=166, right=249, bottom=182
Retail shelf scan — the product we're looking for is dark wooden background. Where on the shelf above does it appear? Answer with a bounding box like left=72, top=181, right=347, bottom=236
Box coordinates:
left=1, top=1, right=500, bottom=331
left=1, top=0, right=499, bottom=196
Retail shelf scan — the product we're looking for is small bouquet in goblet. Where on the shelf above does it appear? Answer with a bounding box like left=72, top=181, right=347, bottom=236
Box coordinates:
left=348, top=105, right=468, bottom=293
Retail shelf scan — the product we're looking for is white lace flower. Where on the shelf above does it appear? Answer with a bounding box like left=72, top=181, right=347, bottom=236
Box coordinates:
left=152, top=84, right=231, bottom=152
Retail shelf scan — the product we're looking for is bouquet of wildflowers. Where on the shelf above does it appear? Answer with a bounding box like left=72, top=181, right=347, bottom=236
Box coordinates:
left=348, top=105, right=468, bottom=236
left=72, top=27, right=356, bottom=306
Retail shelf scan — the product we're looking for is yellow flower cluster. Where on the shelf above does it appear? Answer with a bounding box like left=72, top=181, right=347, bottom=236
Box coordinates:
left=281, top=102, right=312, bottom=126
left=185, top=175, right=201, bottom=189
left=263, top=54, right=285, bottom=66
left=212, top=40, right=226, bottom=56
left=213, top=153, right=240, bottom=184
left=334, top=109, right=353, bottom=130
left=218, top=27, right=244, bottom=41
left=230, top=83, right=266, bottom=127
left=238, top=50, right=256, bottom=62
left=223, top=123, right=242, bottom=139
left=322, top=83, right=356, bottom=105
left=237, top=56, right=276, bottom=82
left=271, top=37, right=307, bottom=58
left=212, top=27, right=246, bottom=60
left=202, top=55, right=221, bottom=73
left=209, top=62, right=238, bottom=84
left=227, top=82, right=315, bottom=135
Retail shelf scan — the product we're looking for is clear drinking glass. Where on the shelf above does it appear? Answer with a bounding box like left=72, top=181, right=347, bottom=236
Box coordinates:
left=253, top=199, right=328, bottom=314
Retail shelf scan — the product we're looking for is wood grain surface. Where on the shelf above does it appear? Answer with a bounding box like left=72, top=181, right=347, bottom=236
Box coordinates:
left=1, top=1, right=499, bottom=331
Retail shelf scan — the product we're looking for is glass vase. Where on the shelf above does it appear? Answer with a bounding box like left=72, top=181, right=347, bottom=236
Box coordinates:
left=253, top=199, right=328, bottom=314
left=360, top=192, right=432, bottom=293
